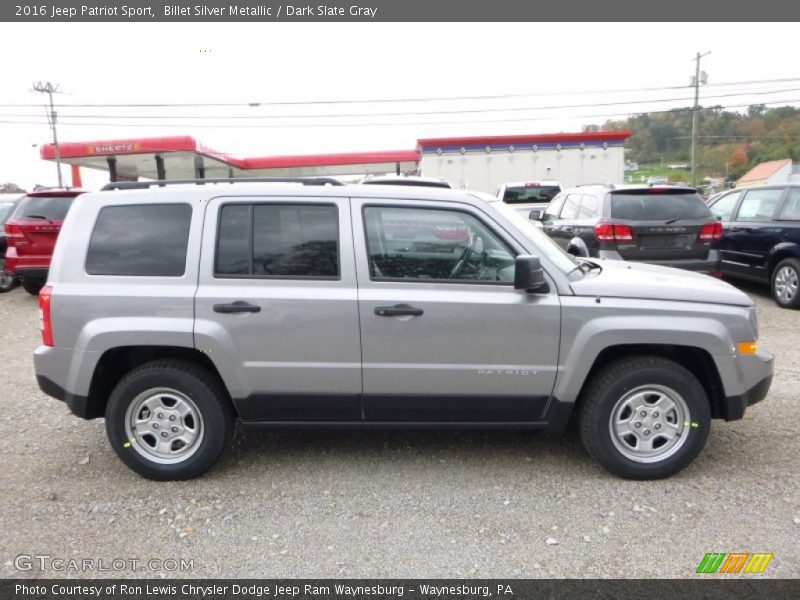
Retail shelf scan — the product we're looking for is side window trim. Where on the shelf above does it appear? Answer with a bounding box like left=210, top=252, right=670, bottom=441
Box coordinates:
left=361, top=203, right=518, bottom=286
left=214, top=201, right=341, bottom=281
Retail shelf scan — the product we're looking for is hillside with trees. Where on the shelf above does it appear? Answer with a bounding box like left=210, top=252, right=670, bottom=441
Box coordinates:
left=585, top=105, right=800, bottom=181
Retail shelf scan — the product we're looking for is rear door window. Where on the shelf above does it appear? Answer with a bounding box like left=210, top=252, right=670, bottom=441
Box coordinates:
left=12, top=195, right=74, bottom=221
left=735, top=189, right=784, bottom=221
left=709, top=191, right=741, bottom=221
left=86, top=204, right=192, bottom=276
left=216, top=203, right=339, bottom=279
left=610, top=193, right=711, bottom=221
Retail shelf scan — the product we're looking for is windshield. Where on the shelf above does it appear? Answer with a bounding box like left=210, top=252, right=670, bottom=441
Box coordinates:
left=490, top=201, right=579, bottom=275
left=610, top=192, right=711, bottom=221
left=11, top=195, right=75, bottom=221
left=502, top=185, right=560, bottom=204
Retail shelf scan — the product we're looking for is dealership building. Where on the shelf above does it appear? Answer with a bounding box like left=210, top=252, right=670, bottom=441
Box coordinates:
left=41, top=130, right=630, bottom=193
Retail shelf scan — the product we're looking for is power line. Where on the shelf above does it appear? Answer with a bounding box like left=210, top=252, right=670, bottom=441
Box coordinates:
left=1, top=77, right=799, bottom=109
left=1, top=98, right=798, bottom=130
left=2, top=87, right=798, bottom=122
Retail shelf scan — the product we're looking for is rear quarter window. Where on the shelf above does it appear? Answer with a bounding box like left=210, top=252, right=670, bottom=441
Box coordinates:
left=85, top=204, right=192, bottom=276
left=610, top=193, right=711, bottom=221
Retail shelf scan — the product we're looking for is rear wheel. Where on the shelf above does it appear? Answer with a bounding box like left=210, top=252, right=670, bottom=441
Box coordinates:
left=21, top=280, right=43, bottom=295
left=771, top=258, right=800, bottom=309
left=105, top=360, right=235, bottom=480
left=579, top=356, right=710, bottom=479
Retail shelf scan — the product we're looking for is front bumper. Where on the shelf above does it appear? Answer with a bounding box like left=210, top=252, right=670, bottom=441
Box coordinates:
left=717, top=349, right=774, bottom=421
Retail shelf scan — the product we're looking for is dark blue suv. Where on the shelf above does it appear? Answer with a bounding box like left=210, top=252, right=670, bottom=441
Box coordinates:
left=708, top=183, right=800, bottom=308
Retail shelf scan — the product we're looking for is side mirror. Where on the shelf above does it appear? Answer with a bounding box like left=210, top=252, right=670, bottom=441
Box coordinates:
left=529, top=209, right=543, bottom=221
left=514, top=255, right=550, bottom=294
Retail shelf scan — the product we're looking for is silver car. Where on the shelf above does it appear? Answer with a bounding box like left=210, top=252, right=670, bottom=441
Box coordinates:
left=34, top=179, right=773, bottom=480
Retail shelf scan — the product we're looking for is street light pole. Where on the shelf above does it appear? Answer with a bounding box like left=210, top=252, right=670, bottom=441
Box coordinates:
left=690, top=51, right=710, bottom=188
left=32, top=81, right=64, bottom=188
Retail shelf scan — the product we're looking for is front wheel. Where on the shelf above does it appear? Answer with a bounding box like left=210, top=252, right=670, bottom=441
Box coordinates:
left=579, top=356, right=710, bottom=479
left=105, top=360, right=235, bottom=480
left=771, top=258, right=800, bottom=309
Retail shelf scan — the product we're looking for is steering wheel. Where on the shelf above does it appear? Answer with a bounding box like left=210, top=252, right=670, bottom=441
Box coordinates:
left=448, top=230, right=476, bottom=279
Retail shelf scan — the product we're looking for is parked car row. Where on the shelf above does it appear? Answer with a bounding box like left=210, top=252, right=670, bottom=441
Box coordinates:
left=4, top=182, right=799, bottom=310
left=490, top=181, right=800, bottom=309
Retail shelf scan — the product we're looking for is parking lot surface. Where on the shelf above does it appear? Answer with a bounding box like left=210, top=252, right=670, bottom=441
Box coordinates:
left=0, top=280, right=798, bottom=579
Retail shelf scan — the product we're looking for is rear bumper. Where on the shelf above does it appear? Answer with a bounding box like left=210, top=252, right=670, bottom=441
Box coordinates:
left=34, top=345, right=103, bottom=419
left=4, top=246, right=51, bottom=278
left=36, top=375, right=94, bottom=419
left=14, top=267, right=48, bottom=282
left=596, top=249, right=721, bottom=274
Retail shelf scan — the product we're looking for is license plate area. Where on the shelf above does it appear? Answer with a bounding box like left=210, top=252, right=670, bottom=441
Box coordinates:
left=638, top=234, right=691, bottom=249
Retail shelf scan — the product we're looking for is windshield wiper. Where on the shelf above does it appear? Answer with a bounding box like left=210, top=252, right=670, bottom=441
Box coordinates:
left=664, top=207, right=684, bottom=225
left=23, top=214, right=50, bottom=221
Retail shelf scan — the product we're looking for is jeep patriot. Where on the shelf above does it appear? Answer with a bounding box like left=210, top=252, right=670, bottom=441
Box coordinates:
left=34, top=179, right=773, bottom=480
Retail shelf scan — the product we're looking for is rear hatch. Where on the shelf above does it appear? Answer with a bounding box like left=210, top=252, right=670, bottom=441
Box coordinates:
left=601, top=188, right=720, bottom=261
left=5, top=192, right=78, bottom=257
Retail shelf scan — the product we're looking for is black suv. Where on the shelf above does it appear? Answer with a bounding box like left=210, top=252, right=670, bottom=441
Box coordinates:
left=541, top=184, right=722, bottom=274
left=707, top=183, right=800, bottom=308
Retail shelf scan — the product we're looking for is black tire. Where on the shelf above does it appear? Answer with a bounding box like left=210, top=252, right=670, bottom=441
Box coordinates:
left=770, top=257, right=800, bottom=309
left=578, top=356, right=710, bottom=480
left=105, top=360, right=236, bottom=480
left=21, top=280, right=43, bottom=295
left=0, top=271, right=17, bottom=293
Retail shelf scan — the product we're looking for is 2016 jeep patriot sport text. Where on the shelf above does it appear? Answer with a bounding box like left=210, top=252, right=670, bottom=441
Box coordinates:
left=34, top=179, right=774, bottom=480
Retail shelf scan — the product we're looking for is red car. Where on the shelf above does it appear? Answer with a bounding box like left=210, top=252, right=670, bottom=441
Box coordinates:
left=4, top=188, right=85, bottom=295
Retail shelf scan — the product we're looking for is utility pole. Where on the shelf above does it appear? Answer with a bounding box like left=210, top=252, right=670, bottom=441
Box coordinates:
left=690, top=52, right=710, bottom=187
left=32, top=81, right=64, bottom=188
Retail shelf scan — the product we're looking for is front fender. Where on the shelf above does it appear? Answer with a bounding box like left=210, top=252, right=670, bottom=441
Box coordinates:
left=554, top=297, right=742, bottom=405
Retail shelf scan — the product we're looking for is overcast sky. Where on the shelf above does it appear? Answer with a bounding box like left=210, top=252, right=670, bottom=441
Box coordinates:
left=1, top=22, right=798, bottom=190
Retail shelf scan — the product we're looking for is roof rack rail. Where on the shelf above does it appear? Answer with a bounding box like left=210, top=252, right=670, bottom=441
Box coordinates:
left=101, top=177, right=345, bottom=191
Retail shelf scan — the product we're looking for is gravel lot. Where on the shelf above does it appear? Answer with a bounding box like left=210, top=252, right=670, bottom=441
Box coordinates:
left=0, top=279, right=798, bottom=579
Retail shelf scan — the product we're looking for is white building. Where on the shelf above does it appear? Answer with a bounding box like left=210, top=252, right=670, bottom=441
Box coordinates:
left=418, top=131, right=630, bottom=193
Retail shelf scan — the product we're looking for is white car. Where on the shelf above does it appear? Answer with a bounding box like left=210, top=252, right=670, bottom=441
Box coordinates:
left=494, top=181, right=561, bottom=221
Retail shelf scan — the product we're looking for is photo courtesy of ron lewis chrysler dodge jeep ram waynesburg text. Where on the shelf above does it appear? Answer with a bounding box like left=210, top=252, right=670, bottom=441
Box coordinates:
left=33, top=179, right=773, bottom=481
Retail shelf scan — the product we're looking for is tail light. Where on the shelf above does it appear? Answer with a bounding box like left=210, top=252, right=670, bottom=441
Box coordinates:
left=5, top=223, right=23, bottom=239
left=39, top=285, right=53, bottom=347
left=595, top=223, right=634, bottom=243
left=699, top=221, right=723, bottom=242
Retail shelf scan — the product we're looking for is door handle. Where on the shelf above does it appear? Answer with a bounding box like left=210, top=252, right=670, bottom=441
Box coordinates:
left=213, top=301, right=261, bottom=314
left=374, top=304, right=424, bottom=317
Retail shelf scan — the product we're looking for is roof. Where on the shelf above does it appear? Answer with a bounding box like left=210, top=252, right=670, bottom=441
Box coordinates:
left=737, top=159, right=792, bottom=184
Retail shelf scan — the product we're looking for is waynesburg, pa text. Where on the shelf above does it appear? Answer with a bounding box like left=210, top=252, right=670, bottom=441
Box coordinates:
left=14, top=583, right=511, bottom=597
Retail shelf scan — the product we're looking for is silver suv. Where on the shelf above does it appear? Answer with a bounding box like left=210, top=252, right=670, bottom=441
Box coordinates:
left=34, top=179, right=773, bottom=480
